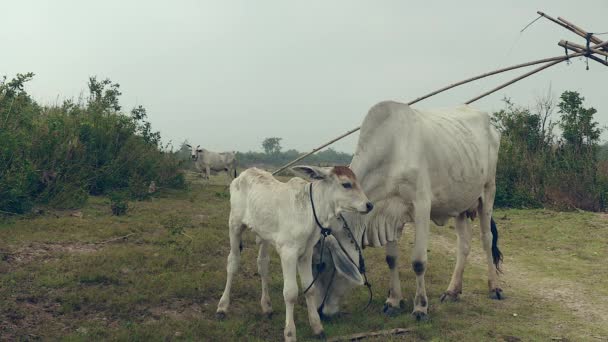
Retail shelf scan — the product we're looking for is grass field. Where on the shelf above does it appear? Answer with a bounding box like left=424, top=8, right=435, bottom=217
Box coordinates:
left=1, top=173, right=607, bottom=341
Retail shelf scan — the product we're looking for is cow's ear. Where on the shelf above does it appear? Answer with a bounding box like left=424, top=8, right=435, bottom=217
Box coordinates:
left=325, top=236, right=364, bottom=285
left=291, top=165, right=331, bottom=180
left=185, top=144, right=191, bottom=148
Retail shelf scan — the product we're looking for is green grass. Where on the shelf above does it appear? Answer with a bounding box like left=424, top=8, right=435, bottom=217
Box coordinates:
left=1, top=172, right=607, bottom=341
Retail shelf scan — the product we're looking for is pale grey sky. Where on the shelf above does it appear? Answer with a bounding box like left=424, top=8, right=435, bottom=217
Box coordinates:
left=2, top=1, right=606, bottom=153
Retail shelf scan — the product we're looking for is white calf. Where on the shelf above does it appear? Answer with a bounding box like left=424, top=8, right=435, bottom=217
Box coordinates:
left=216, top=165, right=372, bottom=341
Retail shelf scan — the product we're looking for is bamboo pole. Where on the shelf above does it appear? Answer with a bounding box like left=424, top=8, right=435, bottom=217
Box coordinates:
left=558, top=41, right=608, bottom=66
left=404, top=54, right=585, bottom=105
left=557, top=16, right=604, bottom=46
left=271, top=126, right=361, bottom=175
left=465, top=58, right=568, bottom=104
left=538, top=11, right=607, bottom=52
left=559, top=40, right=608, bottom=58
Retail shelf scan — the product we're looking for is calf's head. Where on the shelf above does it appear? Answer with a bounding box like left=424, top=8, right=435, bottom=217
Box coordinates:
left=291, top=165, right=373, bottom=217
left=291, top=165, right=373, bottom=308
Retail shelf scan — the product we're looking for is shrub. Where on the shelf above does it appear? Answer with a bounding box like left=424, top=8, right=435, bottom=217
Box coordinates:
left=0, top=73, right=184, bottom=215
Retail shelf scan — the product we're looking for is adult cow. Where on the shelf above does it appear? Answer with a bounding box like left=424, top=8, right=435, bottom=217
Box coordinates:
left=312, top=101, right=503, bottom=321
left=187, top=145, right=237, bottom=180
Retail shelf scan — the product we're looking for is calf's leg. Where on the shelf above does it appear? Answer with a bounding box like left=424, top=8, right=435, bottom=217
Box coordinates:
left=216, top=222, right=244, bottom=318
left=257, top=238, right=273, bottom=317
left=280, top=249, right=299, bottom=342
left=297, top=249, right=324, bottom=337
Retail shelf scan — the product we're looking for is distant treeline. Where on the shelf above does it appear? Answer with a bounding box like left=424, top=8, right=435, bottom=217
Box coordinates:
left=176, top=142, right=353, bottom=170
left=0, top=74, right=185, bottom=215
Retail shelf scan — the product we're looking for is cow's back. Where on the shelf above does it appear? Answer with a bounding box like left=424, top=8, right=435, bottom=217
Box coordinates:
left=352, top=101, right=499, bottom=221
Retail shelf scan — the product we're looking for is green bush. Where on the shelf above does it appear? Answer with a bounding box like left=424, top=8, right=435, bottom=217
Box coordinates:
left=0, top=73, right=185, bottom=215
left=493, top=92, right=604, bottom=210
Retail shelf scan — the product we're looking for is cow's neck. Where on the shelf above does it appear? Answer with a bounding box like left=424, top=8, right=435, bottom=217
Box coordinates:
left=308, top=181, right=335, bottom=228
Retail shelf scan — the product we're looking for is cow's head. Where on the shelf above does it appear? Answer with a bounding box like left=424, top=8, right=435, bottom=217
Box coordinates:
left=291, top=165, right=373, bottom=217
left=185, top=144, right=202, bottom=161
left=311, top=221, right=363, bottom=318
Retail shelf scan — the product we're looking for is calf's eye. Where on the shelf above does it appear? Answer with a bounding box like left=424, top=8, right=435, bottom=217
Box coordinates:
left=342, top=182, right=352, bottom=189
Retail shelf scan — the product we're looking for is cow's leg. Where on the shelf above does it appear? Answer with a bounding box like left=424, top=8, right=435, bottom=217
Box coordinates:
left=205, top=166, right=211, bottom=180
left=441, top=213, right=471, bottom=302
left=383, top=240, right=405, bottom=316
left=280, top=249, right=299, bottom=342
left=216, top=221, right=245, bottom=318
left=411, top=200, right=431, bottom=321
left=297, top=248, right=324, bottom=338
left=479, top=183, right=504, bottom=299
left=257, top=238, right=273, bottom=317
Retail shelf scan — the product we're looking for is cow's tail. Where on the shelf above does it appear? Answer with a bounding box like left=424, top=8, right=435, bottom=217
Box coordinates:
left=233, top=168, right=237, bottom=178
left=490, top=216, right=503, bottom=273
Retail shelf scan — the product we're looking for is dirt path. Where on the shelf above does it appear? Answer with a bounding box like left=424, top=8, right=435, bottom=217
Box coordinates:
left=429, top=231, right=608, bottom=336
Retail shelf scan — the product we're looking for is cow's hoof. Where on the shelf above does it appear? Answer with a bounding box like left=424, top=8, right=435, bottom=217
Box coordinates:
left=489, top=288, right=505, bottom=300
left=314, top=331, right=326, bottom=340
left=440, top=291, right=460, bottom=302
left=215, top=311, right=226, bottom=320
left=382, top=302, right=403, bottom=317
left=412, top=310, right=429, bottom=322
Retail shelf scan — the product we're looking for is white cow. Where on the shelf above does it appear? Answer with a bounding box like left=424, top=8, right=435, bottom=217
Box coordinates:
left=312, top=101, right=503, bottom=321
left=216, top=166, right=373, bottom=341
left=186, top=144, right=237, bottom=179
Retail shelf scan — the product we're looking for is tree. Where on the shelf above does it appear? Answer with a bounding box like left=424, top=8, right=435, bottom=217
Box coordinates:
left=262, top=137, right=282, bottom=155
left=558, top=91, right=600, bottom=153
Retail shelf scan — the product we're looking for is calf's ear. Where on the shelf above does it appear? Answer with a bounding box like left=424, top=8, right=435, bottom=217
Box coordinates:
left=291, top=165, right=331, bottom=180
left=325, top=236, right=364, bottom=286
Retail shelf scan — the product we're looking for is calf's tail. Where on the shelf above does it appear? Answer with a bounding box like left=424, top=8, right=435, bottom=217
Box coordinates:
left=490, top=216, right=503, bottom=273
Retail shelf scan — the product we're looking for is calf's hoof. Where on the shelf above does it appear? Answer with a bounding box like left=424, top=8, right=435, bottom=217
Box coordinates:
left=489, top=288, right=505, bottom=300
left=215, top=311, right=227, bottom=320
left=440, top=290, right=460, bottom=302
left=411, top=310, right=429, bottom=322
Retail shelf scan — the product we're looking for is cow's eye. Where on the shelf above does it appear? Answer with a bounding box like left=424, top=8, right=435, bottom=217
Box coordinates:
left=342, top=182, right=352, bottom=189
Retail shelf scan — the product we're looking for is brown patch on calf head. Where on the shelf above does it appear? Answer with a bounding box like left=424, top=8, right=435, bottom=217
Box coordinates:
left=331, top=166, right=357, bottom=180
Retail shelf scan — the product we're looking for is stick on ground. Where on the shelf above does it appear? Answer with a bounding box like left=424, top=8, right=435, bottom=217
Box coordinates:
left=97, top=233, right=136, bottom=244
left=327, top=328, right=411, bottom=342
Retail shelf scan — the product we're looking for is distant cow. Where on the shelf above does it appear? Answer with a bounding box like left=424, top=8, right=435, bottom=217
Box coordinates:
left=186, top=145, right=237, bottom=179
left=216, top=166, right=373, bottom=341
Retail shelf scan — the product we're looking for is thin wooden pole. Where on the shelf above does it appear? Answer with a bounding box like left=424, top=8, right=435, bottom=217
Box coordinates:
left=559, top=41, right=608, bottom=66
left=465, top=58, right=567, bottom=104
left=559, top=40, right=608, bottom=58
left=272, top=126, right=361, bottom=175
left=538, top=11, right=607, bottom=51
left=557, top=16, right=605, bottom=47
left=405, top=54, right=584, bottom=106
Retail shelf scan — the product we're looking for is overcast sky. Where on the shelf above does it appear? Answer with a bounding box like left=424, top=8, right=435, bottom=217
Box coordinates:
left=2, top=1, right=606, bottom=153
